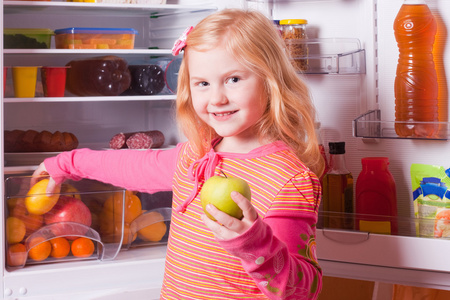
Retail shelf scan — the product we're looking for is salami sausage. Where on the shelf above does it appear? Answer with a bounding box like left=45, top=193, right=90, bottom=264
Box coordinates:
left=126, top=131, right=165, bottom=149
left=109, top=130, right=165, bottom=150
left=109, top=132, right=133, bottom=149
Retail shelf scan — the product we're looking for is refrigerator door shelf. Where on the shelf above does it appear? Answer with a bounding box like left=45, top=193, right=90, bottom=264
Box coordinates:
left=353, top=109, right=450, bottom=140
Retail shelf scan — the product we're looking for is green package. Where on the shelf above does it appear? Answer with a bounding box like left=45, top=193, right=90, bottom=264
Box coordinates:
left=411, top=163, right=450, bottom=237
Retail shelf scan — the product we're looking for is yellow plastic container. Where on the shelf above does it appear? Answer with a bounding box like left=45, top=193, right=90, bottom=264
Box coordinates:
left=12, top=66, right=39, bottom=98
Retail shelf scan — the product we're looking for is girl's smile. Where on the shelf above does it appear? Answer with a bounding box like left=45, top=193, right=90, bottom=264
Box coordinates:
left=188, top=44, right=267, bottom=152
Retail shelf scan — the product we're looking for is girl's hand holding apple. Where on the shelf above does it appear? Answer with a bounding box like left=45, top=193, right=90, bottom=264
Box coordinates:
left=201, top=191, right=258, bottom=240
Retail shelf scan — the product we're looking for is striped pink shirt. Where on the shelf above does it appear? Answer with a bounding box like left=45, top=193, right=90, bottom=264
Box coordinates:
left=44, top=140, right=322, bottom=299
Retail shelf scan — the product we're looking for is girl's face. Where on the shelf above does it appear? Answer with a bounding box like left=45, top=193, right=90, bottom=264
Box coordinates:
left=188, top=45, right=267, bottom=151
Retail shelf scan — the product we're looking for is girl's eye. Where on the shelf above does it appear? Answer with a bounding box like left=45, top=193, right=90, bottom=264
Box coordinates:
left=197, top=81, right=209, bottom=87
left=226, top=77, right=240, bottom=84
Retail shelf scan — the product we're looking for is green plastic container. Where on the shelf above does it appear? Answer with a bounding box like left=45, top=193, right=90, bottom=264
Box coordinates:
left=4, top=28, right=53, bottom=49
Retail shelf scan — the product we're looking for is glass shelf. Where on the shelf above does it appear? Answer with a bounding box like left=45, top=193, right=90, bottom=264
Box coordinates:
left=3, top=1, right=218, bottom=17
left=289, top=38, right=366, bottom=75
left=318, top=210, right=448, bottom=239
left=353, top=109, right=450, bottom=140
left=3, top=95, right=176, bottom=103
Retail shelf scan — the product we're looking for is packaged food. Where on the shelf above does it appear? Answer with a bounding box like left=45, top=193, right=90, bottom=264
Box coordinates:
left=410, top=163, right=450, bottom=237
left=4, top=28, right=53, bottom=49
left=41, top=66, right=70, bottom=97
left=5, top=176, right=125, bottom=270
left=12, top=66, right=39, bottom=98
left=280, top=19, right=309, bottom=72
left=54, top=27, right=137, bottom=49
left=122, top=64, right=165, bottom=96
left=149, top=57, right=182, bottom=94
left=98, top=190, right=171, bottom=250
left=96, top=0, right=166, bottom=3
left=65, top=55, right=131, bottom=96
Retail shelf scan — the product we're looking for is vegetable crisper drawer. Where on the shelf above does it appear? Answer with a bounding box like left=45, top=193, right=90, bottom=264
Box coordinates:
left=4, top=176, right=125, bottom=270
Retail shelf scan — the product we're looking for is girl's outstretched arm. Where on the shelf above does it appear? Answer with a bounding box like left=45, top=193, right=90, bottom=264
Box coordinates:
left=32, top=146, right=182, bottom=194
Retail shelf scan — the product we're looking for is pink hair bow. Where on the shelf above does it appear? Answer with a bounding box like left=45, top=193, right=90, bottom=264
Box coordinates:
left=172, top=26, right=194, bottom=56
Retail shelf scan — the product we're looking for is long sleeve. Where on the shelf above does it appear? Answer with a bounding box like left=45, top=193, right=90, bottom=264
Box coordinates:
left=219, top=214, right=321, bottom=300
left=218, top=173, right=322, bottom=300
left=44, top=145, right=182, bottom=193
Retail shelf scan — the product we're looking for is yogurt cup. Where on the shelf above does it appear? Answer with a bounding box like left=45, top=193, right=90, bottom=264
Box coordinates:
left=12, top=66, right=39, bottom=98
left=41, top=66, right=69, bottom=97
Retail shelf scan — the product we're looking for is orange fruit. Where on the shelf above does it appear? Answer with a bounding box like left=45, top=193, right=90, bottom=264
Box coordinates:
left=102, top=190, right=142, bottom=224
left=10, top=198, right=44, bottom=236
left=28, top=237, right=51, bottom=261
left=71, top=237, right=95, bottom=258
left=6, top=216, right=26, bottom=244
left=49, top=237, right=71, bottom=259
left=7, top=197, right=23, bottom=211
left=25, top=179, right=61, bottom=215
left=137, top=212, right=167, bottom=242
left=7, top=243, right=27, bottom=267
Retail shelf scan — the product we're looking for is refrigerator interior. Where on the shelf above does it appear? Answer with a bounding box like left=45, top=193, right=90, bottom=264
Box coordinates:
left=1, top=0, right=450, bottom=299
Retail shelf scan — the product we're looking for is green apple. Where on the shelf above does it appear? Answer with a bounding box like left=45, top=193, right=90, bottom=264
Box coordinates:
left=200, top=174, right=251, bottom=221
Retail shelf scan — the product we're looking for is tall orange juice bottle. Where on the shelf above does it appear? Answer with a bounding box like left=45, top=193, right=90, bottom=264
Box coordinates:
left=394, top=0, right=439, bottom=138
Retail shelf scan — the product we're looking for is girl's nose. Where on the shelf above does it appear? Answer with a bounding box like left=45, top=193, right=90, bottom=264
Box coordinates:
left=209, top=85, right=228, bottom=106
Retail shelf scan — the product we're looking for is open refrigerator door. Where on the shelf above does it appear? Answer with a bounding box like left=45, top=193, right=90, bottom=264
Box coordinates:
left=1, top=0, right=450, bottom=299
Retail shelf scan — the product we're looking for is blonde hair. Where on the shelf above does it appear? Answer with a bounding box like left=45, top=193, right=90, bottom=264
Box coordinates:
left=176, top=9, right=324, bottom=177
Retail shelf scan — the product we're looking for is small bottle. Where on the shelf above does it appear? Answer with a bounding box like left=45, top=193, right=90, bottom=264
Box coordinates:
left=322, top=142, right=354, bottom=229
left=394, top=0, right=439, bottom=138
left=355, top=157, right=398, bottom=235
left=280, top=19, right=308, bottom=72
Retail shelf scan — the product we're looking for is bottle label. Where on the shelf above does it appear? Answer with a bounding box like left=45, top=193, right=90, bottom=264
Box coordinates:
left=359, top=220, right=391, bottom=235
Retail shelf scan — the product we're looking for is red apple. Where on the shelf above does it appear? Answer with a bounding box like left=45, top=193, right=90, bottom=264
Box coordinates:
left=44, top=196, right=92, bottom=240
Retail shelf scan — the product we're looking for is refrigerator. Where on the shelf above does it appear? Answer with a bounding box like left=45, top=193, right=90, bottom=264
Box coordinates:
left=1, top=0, right=450, bottom=299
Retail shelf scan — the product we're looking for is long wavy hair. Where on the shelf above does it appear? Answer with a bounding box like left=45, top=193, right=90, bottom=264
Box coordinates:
left=176, top=9, right=324, bottom=177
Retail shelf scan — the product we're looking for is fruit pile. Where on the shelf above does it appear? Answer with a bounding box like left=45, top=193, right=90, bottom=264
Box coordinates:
left=99, top=190, right=168, bottom=247
left=5, top=178, right=169, bottom=269
left=6, top=179, right=97, bottom=268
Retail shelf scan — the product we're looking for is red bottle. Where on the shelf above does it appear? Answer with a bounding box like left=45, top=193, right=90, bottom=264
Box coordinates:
left=355, top=157, right=398, bottom=235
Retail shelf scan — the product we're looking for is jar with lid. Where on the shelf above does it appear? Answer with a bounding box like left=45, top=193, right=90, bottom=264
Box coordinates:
left=280, top=19, right=309, bottom=72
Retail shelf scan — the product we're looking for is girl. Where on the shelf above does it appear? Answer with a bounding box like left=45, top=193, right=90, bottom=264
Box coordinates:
left=33, top=8, right=324, bottom=300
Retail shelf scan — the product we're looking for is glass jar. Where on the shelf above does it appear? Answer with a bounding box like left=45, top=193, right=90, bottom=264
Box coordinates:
left=280, top=19, right=308, bottom=72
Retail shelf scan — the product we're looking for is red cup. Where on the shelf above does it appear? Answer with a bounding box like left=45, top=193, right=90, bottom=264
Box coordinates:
left=41, top=66, right=69, bottom=97
left=3, top=67, right=6, bottom=96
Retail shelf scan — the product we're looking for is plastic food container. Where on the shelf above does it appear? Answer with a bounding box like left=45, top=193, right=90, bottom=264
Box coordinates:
left=5, top=176, right=125, bottom=270
left=123, top=64, right=165, bottom=96
left=96, top=0, right=166, bottom=3
left=103, top=190, right=172, bottom=250
left=12, top=66, right=39, bottom=98
left=148, top=57, right=182, bottom=94
left=54, top=27, right=137, bottom=49
left=65, top=56, right=131, bottom=96
left=41, top=66, right=70, bottom=97
left=4, top=28, right=53, bottom=49
left=280, top=19, right=309, bottom=72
